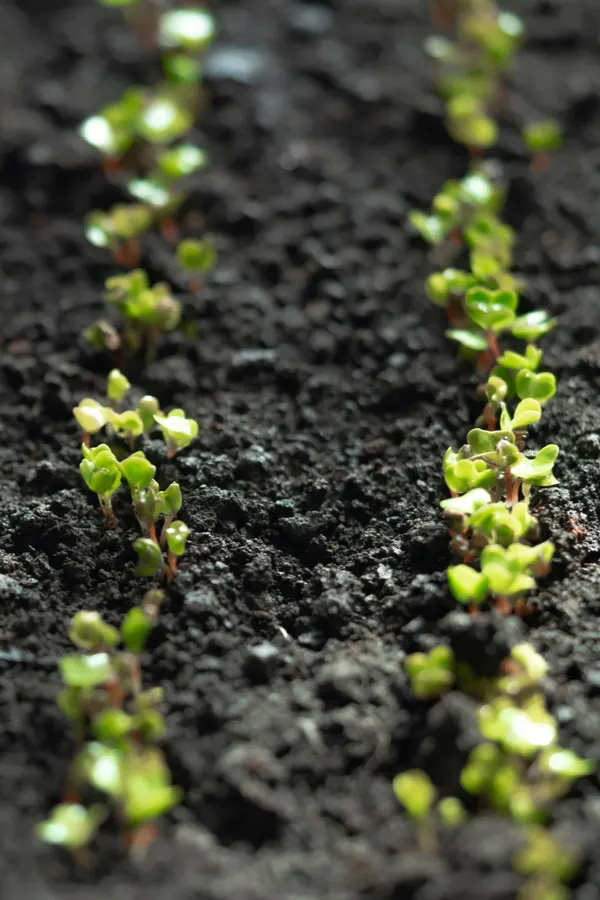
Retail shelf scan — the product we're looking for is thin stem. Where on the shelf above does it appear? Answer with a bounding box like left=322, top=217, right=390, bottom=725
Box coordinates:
left=159, top=515, right=174, bottom=548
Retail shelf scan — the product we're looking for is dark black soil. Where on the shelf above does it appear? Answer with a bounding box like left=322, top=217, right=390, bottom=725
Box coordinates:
left=2, top=0, right=600, bottom=897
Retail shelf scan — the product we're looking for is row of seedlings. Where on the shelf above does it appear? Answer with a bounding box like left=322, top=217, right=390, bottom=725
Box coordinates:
left=36, top=0, right=216, bottom=856
left=396, top=3, right=590, bottom=899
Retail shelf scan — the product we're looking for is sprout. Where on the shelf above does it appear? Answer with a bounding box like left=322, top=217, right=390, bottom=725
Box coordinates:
left=405, top=646, right=455, bottom=699
left=138, top=95, right=193, bottom=145
left=154, top=409, right=198, bottom=456
left=133, top=537, right=164, bottom=578
left=164, top=520, right=190, bottom=580
left=523, top=121, right=563, bottom=154
left=511, top=310, right=556, bottom=342
left=121, top=749, right=183, bottom=828
left=516, top=370, right=557, bottom=405
left=443, top=455, right=496, bottom=493
left=73, top=398, right=110, bottom=445
left=158, top=482, right=182, bottom=544
left=59, top=653, right=114, bottom=689
left=80, top=444, right=122, bottom=526
left=176, top=237, right=217, bottom=275
left=138, top=395, right=162, bottom=432
left=447, top=564, right=488, bottom=607
left=437, top=797, right=466, bottom=828
left=107, top=369, right=131, bottom=405
left=479, top=694, right=557, bottom=756
left=159, top=8, right=217, bottom=51
left=465, top=285, right=518, bottom=333
left=109, top=410, right=145, bottom=449
left=121, top=607, right=154, bottom=655
left=93, top=709, right=133, bottom=742
left=69, top=611, right=119, bottom=652
left=157, top=144, right=207, bottom=180
left=393, top=770, right=436, bottom=821
left=120, top=451, right=157, bottom=494
left=36, top=803, right=107, bottom=851
left=511, top=445, right=559, bottom=488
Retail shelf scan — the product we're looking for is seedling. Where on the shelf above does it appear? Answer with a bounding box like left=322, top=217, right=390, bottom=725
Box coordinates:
left=523, top=120, right=563, bottom=174
left=85, top=204, right=152, bottom=267
left=109, top=410, right=145, bottom=449
left=164, top=520, right=190, bottom=580
left=80, top=444, right=122, bottom=527
left=176, top=237, right=217, bottom=291
left=514, top=827, right=578, bottom=900
left=137, top=395, right=162, bottom=432
left=73, top=399, right=110, bottom=447
left=405, top=645, right=455, bottom=699
left=107, top=368, right=131, bottom=406
left=87, top=269, right=182, bottom=363
left=133, top=537, right=164, bottom=578
left=393, top=769, right=465, bottom=852
left=38, top=594, right=180, bottom=857
left=154, top=408, right=198, bottom=457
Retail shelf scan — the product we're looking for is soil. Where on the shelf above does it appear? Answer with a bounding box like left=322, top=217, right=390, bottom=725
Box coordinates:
left=1, top=0, right=600, bottom=897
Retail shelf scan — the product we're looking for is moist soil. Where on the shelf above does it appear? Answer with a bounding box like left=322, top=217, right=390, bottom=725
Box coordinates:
left=1, top=0, right=600, bottom=897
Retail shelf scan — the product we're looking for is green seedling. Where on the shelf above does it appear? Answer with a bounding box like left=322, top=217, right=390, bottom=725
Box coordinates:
left=120, top=451, right=157, bottom=496
left=157, top=144, right=208, bottom=180
left=109, top=410, right=145, bottom=449
left=137, top=395, right=162, bottom=432
left=511, top=445, right=559, bottom=489
left=516, top=370, right=556, bottom=405
left=511, top=310, right=556, bottom=342
left=443, top=450, right=497, bottom=493
left=159, top=8, right=217, bottom=52
left=497, top=344, right=542, bottom=373
left=447, top=564, right=488, bottom=608
left=80, top=444, right=122, bottom=527
left=405, top=646, right=455, bottom=699
left=73, top=398, right=110, bottom=446
left=176, top=237, right=217, bottom=290
left=515, top=827, right=578, bottom=900
left=154, top=408, right=198, bottom=457
left=479, top=694, right=556, bottom=757
left=107, top=368, right=131, bottom=406
left=158, top=482, right=182, bottom=545
left=93, top=269, right=182, bottom=363
left=164, top=520, right=190, bottom=580
left=393, top=769, right=465, bottom=851
left=85, top=204, right=152, bottom=267
left=39, top=593, right=178, bottom=857
left=133, top=537, right=164, bottom=578
left=523, top=120, right=563, bottom=175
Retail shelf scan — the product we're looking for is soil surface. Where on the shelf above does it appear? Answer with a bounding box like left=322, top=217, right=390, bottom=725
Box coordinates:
left=1, top=0, right=600, bottom=897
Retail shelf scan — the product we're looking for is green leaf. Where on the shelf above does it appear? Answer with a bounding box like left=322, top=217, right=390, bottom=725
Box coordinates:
left=81, top=743, right=124, bottom=796
left=107, top=369, right=131, bottom=403
left=467, top=428, right=514, bottom=455
left=157, top=144, right=208, bottom=179
left=438, top=796, right=466, bottom=828
left=465, top=286, right=518, bottom=332
left=165, top=521, right=190, bottom=557
left=73, top=399, right=110, bottom=435
left=159, top=482, right=182, bottom=515
left=445, top=328, right=489, bottom=351
left=511, top=398, right=542, bottom=430
left=497, top=344, right=542, bottom=371
left=538, top=748, right=595, bottom=779
left=440, top=488, right=492, bottom=517
left=121, top=607, right=153, bottom=655
left=445, top=458, right=497, bottom=493
left=393, top=770, right=435, bottom=821
left=137, top=396, right=161, bottom=432
left=132, top=538, right=164, bottom=577
left=511, top=310, right=556, bottom=341
left=523, top=120, right=563, bottom=153
left=120, top=452, right=157, bottom=492
left=138, top=96, right=193, bottom=144
left=36, top=803, right=107, bottom=849
left=69, top=611, right=119, bottom=652
left=447, top=565, right=488, bottom=605
left=158, top=8, right=217, bottom=51
left=408, top=211, right=447, bottom=245
left=59, top=653, right=113, bottom=688
left=154, top=410, right=198, bottom=455
left=511, top=444, right=559, bottom=482
left=176, top=238, right=217, bottom=274
left=516, top=370, right=557, bottom=405
left=110, top=410, right=145, bottom=439
left=93, top=709, right=133, bottom=742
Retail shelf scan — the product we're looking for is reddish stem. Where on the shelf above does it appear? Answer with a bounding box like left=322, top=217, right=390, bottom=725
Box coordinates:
left=82, top=432, right=91, bottom=448
left=160, top=217, right=180, bottom=243
left=532, top=153, right=549, bottom=176
left=487, top=330, right=500, bottom=359
left=483, top=403, right=496, bottom=431
left=114, top=240, right=141, bottom=269
left=148, top=521, right=158, bottom=544
left=494, top=595, right=512, bottom=616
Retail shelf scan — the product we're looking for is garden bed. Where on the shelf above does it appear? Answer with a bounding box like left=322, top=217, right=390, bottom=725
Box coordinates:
left=1, top=0, right=600, bottom=897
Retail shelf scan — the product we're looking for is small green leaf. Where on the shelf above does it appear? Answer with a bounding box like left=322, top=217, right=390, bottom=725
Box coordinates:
left=516, top=370, right=557, bottom=405
left=138, top=96, right=193, bottom=144
left=408, top=211, right=447, bottom=245
left=81, top=743, right=124, bottom=796
left=437, top=796, right=466, bottom=828
left=511, top=444, right=559, bottom=482
left=165, top=520, right=190, bottom=556
left=154, top=410, right=198, bottom=455
left=510, top=398, right=542, bottom=430
left=176, top=237, right=217, bottom=274
left=468, top=428, right=514, bottom=455
left=36, top=803, right=107, bottom=849
left=121, top=607, right=153, bottom=655
left=393, top=770, right=436, bottom=821
left=444, top=458, right=497, bottom=493
left=497, top=344, right=542, bottom=371
left=446, top=328, right=489, bottom=351
left=511, top=310, right=557, bottom=341
left=69, top=611, right=119, bottom=652
left=132, top=538, right=164, bottom=577
left=73, top=399, right=109, bottom=435
left=107, top=369, right=131, bottom=404
left=447, top=565, right=488, bottom=605
left=538, top=748, right=595, bottom=779
left=157, top=144, right=208, bottom=179
left=120, top=452, right=157, bottom=492
left=440, top=488, right=492, bottom=517
left=523, top=120, right=563, bottom=153
left=137, top=396, right=161, bottom=432
left=59, top=653, right=113, bottom=688
left=92, top=709, right=133, bottom=742
left=465, top=286, right=517, bottom=332
left=159, top=8, right=217, bottom=51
